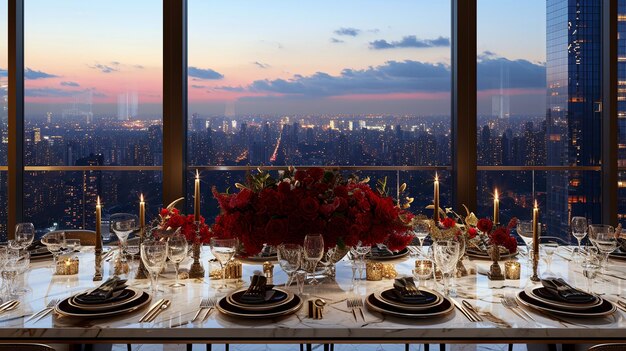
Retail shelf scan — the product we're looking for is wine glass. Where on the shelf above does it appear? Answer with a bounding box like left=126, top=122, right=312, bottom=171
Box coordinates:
left=167, top=234, right=189, bottom=288
left=277, top=243, right=302, bottom=288
left=540, top=242, right=558, bottom=277
left=210, top=237, right=238, bottom=288
left=303, top=234, right=324, bottom=285
left=140, top=240, right=168, bottom=297
left=11, top=251, right=30, bottom=295
left=41, top=232, right=65, bottom=264
left=516, top=220, right=535, bottom=260
left=588, top=224, right=617, bottom=272
left=14, top=223, right=35, bottom=251
left=432, top=240, right=460, bottom=296
left=413, top=220, right=430, bottom=256
left=352, top=241, right=371, bottom=280
left=571, top=217, right=588, bottom=258
left=580, top=247, right=601, bottom=294
left=110, top=213, right=138, bottom=264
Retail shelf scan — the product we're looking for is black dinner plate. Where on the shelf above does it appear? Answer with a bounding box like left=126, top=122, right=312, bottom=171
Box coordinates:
left=465, top=249, right=517, bottom=259
left=230, top=289, right=288, bottom=305
left=532, top=286, right=598, bottom=305
left=73, top=288, right=135, bottom=306
left=517, top=290, right=616, bottom=318
left=367, top=247, right=410, bottom=261
left=55, top=291, right=151, bottom=318
left=217, top=293, right=302, bottom=319
left=366, top=292, right=453, bottom=318
left=380, top=288, right=439, bottom=305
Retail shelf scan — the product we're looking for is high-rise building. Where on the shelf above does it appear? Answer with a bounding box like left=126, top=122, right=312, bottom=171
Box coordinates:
left=618, top=0, right=626, bottom=220
left=546, top=0, right=603, bottom=239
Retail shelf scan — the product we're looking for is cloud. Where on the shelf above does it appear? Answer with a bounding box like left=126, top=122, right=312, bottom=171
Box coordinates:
left=369, top=36, right=450, bottom=50
left=477, top=53, right=545, bottom=90
left=253, top=61, right=270, bottom=69
left=89, top=63, right=118, bottom=73
left=188, top=66, right=224, bottom=80
left=25, top=68, right=58, bottom=79
left=60, top=81, right=80, bottom=87
left=215, top=86, right=246, bottom=92
left=110, top=61, right=121, bottom=66
left=330, top=38, right=344, bottom=44
left=191, top=84, right=207, bottom=89
left=334, top=27, right=361, bottom=37
left=134, top=65, right=145, bottom=69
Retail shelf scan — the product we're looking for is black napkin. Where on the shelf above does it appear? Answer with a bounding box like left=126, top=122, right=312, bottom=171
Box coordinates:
left=371, top=244, right=393, bottom=257
left=76, top=277, right=128, bottom=303
left=618, top=238, right=626, bottom=252
left=541, top=278, right=596, bottom=304
left=239, top=275, right=275, bottom=304
left=391, top=277, right=435, bottom=304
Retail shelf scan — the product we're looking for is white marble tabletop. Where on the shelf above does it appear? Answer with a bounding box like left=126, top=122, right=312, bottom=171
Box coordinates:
left=0, top=246, right=625, bottom=344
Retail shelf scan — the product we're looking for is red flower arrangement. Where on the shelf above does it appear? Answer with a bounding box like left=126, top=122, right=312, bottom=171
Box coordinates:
left=476, top=217, right=518, bottom=253
left=158, top=207, right=211, bottom=244
left=211, top=167, right=416, bottom=256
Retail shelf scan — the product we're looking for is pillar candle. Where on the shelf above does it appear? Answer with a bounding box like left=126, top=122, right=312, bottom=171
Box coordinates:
left=532, top=200, right=539, bottom=257
left=139, top=194, right=145, bottom=237
left=95, top=196, right=102, bottom=250
left=194, top=170, right=201, bottom=222
left=493, top=189, right=500, bottom=225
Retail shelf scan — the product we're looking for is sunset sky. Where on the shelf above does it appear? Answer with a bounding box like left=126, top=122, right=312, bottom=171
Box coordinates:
left=0, top=0, right=547, bottom=117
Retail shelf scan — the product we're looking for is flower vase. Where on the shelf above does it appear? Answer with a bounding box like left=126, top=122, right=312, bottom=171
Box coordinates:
left=188, top=242, right=205, bottom=279
left=487, top=245, right=504, bottom=280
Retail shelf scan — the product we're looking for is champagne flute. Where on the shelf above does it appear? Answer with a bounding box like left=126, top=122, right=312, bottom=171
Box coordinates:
left=210, top=238, right=238, bottom=288
left=580, top=247, right=601, bottom=294
left=110, top=213, right=138, bottom=264
left=141, top=240, right=168, bottom=297
left=413, top=220, right=430, bottom=256
left=571, top=217, right=588, bottom=258
left=277, top=243, right=302, bottom=288
left=167, top=234, right=188, bottom=288
left=516, top=220, right=535, bottom=261
left=303, top=234, right=324, bottom=285
left=432, top=240, right=460, bottom=296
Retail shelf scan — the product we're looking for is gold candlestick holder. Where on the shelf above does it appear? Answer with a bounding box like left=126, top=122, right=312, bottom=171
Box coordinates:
left=135, top=227, right=149, bottom=279
left=93, top=249, right=103, bottom=281
left=531, top=250, right=540, bottom=282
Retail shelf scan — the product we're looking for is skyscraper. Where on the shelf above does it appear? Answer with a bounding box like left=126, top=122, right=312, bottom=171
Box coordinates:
left=546, top=0, right=603, bottom=239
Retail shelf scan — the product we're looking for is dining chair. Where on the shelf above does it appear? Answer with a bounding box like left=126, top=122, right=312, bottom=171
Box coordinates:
left=588, top=344, right=626, bottom=351
left=0, top=344, right=55, bottom=351
left=48, top=229, right=97, bottom=246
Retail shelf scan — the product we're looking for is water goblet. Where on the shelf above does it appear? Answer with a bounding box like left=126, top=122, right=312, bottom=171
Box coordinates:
left=167, top=234, right=189, bottom=288
left=540, top=242, right=558, bottom=276
left=516, top=220, right=536, bottom=261
left=580, top=247, right=601, bottom=294
left=303, top=234, right=324, bottom=285
left=140, top=240, right=168, bottom=297
left=126, top=244, right=140, bottom=281
left=570, top=216, right=588, bottom=259
left=41, top=232, right=65, bottom=264
left=65, top=239, right=81, bottom=252
left=413, top=220, right=430, bottom=256
left=432, top=240, right=460, bottom=296
left=210, top=237, right=238, bottom=288
left=12, top=251, right=30, bottom=295
left=277, top=243, right=302, bottom=288
left=14, top=223, right=35, bottom=251
left=588, top=224, right=617, bottom=272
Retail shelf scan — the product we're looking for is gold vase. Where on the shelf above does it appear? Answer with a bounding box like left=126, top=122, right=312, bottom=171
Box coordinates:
left=189, top=242, right=205, bottom=279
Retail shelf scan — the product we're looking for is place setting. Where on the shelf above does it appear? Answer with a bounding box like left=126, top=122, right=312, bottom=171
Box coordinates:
left=367, top=244, right=410, bottom=261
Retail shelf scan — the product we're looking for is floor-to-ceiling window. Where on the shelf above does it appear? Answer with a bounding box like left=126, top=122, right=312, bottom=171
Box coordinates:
left=617, top=0, right=626, bottom=223
left=0, top=0, right=7, bottom=240
left=23, top=0, right=163, bottom=238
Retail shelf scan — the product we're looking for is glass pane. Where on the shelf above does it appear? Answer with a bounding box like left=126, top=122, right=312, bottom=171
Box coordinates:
left=0, top=172, right=6, bottom=241
left=187, top=0, right=451, bottom=168
left=0, top=0, right=6, bottom=240
left=619, top=1, right=626, bottom=222
left=24, top=171, right=162, bottom=238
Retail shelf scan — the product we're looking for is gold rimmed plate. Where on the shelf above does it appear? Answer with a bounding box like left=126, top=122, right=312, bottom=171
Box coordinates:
left=374, top=288, right=442, bottom=311
left=525, top=286, right=601, bottom=311
left=55, top=291, right=151, bottom=319
left=226, top=289, right=294, bottom=311
left=366, top=292, right=453, bottom=319
left=517, top=290, right=616, bottom=318
left=68, top=288, right=142, bottom=311
left=367, top=247, right=410, bottom=261
left=217, top=293, right=302, bottom=319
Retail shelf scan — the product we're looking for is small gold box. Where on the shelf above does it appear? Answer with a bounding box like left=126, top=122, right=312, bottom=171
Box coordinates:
left=504, top=261, right=521, bottom=280
left=56, top=255, right=79, bottom=275
left=208, top=259, right=243, bottom=279
left=366, top=261, right=384, bottom=281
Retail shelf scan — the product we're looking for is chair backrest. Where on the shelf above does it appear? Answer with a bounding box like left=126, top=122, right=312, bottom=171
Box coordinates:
left=0, top=344, right=55, bottom=351
left=589, top=344, right=626, bottom=351
left=47, top=230, right=97, bottom=246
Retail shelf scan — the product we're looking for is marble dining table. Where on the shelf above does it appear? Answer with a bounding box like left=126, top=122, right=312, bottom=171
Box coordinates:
left=0, top=246, right=625, bottom=346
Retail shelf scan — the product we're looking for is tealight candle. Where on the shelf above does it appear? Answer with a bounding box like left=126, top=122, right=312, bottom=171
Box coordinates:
left=414, top=260, right=434, bottom=281
left=56, top=255, right=79, bottom=275
left=504, top=261, right=521, bottom=280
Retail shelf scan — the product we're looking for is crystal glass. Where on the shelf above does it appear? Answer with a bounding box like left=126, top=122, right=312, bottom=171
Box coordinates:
left=65, top=239, right=81, bottom=252
left=580, top=247, right=601, bottom=294
left=167, top=234, right=189, bottom=288
left=413, top=220, right=430, bottom=254
left=571, top=217, right=588, bottom=255
left=412, top=260, right=434, bottom=289
left=351, top=241, right=371, bottom=280
left=277, top=243, right=302, bottom=288
left=539, top=242, right=558, bottom=277
left=11, top=251, right=30, bottom=295
left=140, top=240, right=168, bottom=297
left=41, top=232, right=65, bottom=264
left=110, top=213, right=138, bottom=264
left=210, top=237, right=238, bottom=287
left=126, top=244, right=140, bottom=281
left=432, top=240, right=460, bottom=296
left=588, top=224, right=617, bottom=272
left=303, top=234, right=324, bottom=285
left=14, top=223, right=35, bottom=251
left=516, top=220, right=536, bottom=260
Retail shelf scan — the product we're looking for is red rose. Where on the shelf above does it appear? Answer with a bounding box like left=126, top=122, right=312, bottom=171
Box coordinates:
left=441, top=217, right=456, bottom=228
left=265, top=218, right=288, bottom=243
left=160, top=208, right=170, bottom=217
left=167, top=214, right=185, bottom=228
left=386, top=231, right=413, bottom=252
left=306, top=167, right=325, bottom=181
left=477, top=218, right=493, bottom=233
left=277, top=181, right=291, bottom=194
left=294, top=170, right=307, bottom=181
left=374, top=197, right=398, bottom=223
left=334, top=185, right=348, bottom=198
left=507, top=217, right=519, bottom=230
left=489, top=227, right=509, bottom=246
left=299, top=197, right=320, bottom=220
left=468, top=227, right=478, bottom=239
left=333, top=197, right=349, bottom=212
left=230, top=188, right=253, bottom=209
left=319, top=203, right=336, bottom=217
left=503, top=236, right=518, bottom=253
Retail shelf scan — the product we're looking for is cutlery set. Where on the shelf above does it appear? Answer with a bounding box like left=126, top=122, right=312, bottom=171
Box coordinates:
left=25, top=299, right=59, bottom=323
left=139, top=299, right=171, bottom=323
left=500, top=296, right=535, bottom=322
left=347, top=298, right=365, bottom=322
left=0, top=300, right=20, bottom=314
left=191, top=297, right=216, bottom=323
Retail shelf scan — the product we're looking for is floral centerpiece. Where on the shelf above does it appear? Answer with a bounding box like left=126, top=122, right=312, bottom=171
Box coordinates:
left=473, top=217, right=518, bottom=254
left=211, top=167, right=416, bottom=257
left=158, top=207, right=211, bottom=244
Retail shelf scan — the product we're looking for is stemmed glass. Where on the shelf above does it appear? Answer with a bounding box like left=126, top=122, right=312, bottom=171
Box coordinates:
left=14, top=223, right=35, bottom=252
left=110, top=213, right=138, bottom=265
left=413, top=220, right=430, bottom=256
left=303, top=234, right=324, bottom=285
left=571, top=217, right=588, bottom=259
left=41, top=231, right=65, bottom=264
left=167, top=234, right=188, bottom=288
left=516, top=220, right=535, bottom=261
left=412, top=260, right=434, bottom=290
left=351, top=241, right=371, bottom=280
left=210, top=238, right=238, bottom=288
left=432, top=240, right=460, bottom=296
left=580, top=247, right=601, bottom=294
left=588, top=224, right=617, bottom=272
left=11, top=251, right=30, bottom=295
left=540, top=242, right=558, bottom=277
left=140, top=240, right=168, bottom=297
left=277, top=243, right=302, bottom=288
left=126, top=244, right=140, bottom=281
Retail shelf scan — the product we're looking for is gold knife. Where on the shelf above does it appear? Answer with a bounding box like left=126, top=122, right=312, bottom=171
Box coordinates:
left=462, top=300, right=483, bottom=322
left=0, top=301, right=19, bottom=314
left=139, top=299, right=164, bottom=323
left=146, top=300, right=171, bottom=323
left=450, top=298, right=476, bottom=322
left=0, top=300, right=16, bottom=312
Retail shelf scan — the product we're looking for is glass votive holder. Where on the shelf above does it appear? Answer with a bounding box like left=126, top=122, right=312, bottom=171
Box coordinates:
left=366, top=261, right=383, bottom=281
left=208, top=259, right=223, bottom=279
left=504, top=261, right=521, bottom=280
left=55, top=255, right=79, bottom=275
left=414, top=259, right=433, bottom=281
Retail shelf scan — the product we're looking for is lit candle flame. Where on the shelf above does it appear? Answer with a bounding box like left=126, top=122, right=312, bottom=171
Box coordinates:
left=434, top=172, right=439, bottom=182
left=494, top=189, right=499, bottom=199
left=534, top=200, right=538, bottom=209
left=140, top=193, right=144, bottom=202
left=196, top=169, right=200, bottom=179
left=97, top=196, right=101, bottom=206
